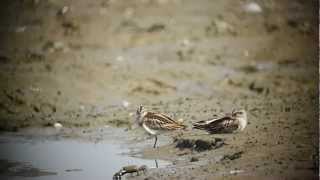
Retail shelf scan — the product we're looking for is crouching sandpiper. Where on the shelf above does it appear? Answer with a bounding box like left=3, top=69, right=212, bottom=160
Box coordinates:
left=193, top=109, right=247, bottom=134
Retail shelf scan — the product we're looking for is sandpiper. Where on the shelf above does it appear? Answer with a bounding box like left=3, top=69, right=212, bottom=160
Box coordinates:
left=193, top=109, right=247, bottom=134
left=135, top=105, right=186, bottom=148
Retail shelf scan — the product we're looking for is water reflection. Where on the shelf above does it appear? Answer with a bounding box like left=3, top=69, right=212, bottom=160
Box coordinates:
left=0, top=135, right=170, bottom=180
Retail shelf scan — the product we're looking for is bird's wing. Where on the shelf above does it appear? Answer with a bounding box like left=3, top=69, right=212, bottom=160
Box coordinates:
left=144, top=112, right=185, bottom=130
left=192, top=112, right=231, bottom=126
left=193, top=116, right=238, bottom=133
left=193, top=115, right=221, bottom=125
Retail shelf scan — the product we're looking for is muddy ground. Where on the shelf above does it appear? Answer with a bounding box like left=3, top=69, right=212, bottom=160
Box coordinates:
left=0, top=0, right=318, bottom=179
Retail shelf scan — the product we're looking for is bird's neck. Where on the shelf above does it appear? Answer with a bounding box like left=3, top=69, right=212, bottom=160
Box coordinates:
left=238, top=118, right=247, bottom=131
left=137, top=111, right=148, bottom=126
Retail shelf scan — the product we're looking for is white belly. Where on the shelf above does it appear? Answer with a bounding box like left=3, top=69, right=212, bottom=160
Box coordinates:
left=142, top=123, right=158, bottom=135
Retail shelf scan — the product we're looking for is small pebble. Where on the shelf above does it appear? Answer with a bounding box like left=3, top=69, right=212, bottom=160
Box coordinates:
left=54, top=122, right=63, bottom=129
left=230, top=169, right=244, bottom=174
left=243, top=2, right=262, bottom=13
left=116, top=56, right=124, bottom=62
left=190, top=157, right=199, bottom=162
left=122, top=100, right=130, bottom=108
left=57, top=6, right=70, bottom=16
left=15, top=26, right=27, bottom=33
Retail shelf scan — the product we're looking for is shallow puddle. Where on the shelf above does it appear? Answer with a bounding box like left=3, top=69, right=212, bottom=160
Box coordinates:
left=0, top=135, right=170, bottom=180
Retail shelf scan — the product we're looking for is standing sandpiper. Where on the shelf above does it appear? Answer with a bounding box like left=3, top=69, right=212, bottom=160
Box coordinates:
left=193, top=109, right=247, bottom=134
left=135, top=105, right=186, bottom=148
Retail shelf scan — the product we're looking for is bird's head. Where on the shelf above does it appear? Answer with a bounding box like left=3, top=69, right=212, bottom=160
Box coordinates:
left=135, top=105, right=146, bottom=125
left=232, top=109, right=247, bottom=131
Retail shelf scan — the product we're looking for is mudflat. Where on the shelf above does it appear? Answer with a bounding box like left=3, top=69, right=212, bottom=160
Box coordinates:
left=0, top=0, right=317, bottom=179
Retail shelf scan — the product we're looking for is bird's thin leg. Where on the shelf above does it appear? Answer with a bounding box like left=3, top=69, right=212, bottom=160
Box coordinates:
left=155, top=159, right=159, bottom=168
left=153, top=135, right=158, bottom=148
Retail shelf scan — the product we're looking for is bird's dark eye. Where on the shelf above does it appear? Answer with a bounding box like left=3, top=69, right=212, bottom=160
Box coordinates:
left=236, top=111, right=243, bottom=115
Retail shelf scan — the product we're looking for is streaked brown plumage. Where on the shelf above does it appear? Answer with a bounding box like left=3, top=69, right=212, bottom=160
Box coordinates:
left=193, top=109, right=247, bottom=134
left=136, top=105, right=186, bottom=148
